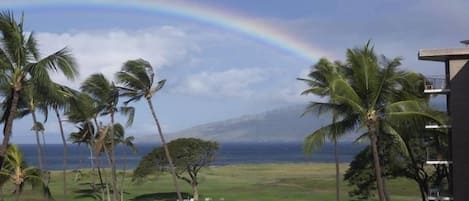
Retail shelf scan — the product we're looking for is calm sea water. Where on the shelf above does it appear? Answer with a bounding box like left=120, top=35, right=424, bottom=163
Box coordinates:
left=18, top=142, right=365, bottom=170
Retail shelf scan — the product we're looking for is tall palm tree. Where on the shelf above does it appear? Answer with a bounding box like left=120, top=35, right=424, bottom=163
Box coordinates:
left=0, top=11, right=78, bottom=167
left=313, top=42, right=440, bottom=201
left=116, top=59, right=183, bottom=201
left=2, top=79, right=56, bottom=201
left=298, top=58, right=350, bottom=201
left=46, top=83, right=79, bottom=198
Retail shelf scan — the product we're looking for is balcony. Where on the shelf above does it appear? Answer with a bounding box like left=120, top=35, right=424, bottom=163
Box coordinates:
left=425, top=77, right=449, bottom=94
left=428, top=187, right=453, bottom=201
left=426, top=147, right=451, bottom=165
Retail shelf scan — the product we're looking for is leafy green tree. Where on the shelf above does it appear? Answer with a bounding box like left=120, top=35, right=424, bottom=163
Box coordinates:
left=134, top=138, right=219, bottom=201
left=116, top=58, right=183, bottom=201
left=345, top=125, right=449, bottom=201
left=0, top=11, right=78, bottom=168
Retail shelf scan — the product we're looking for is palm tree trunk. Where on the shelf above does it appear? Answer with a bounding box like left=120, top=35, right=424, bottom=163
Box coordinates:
left=91, top=118, right=105, bottom=190
left=31, top=111, right=48, bottom=201
left=0, top=89, right=20, bottom=168
left=110, top=112, right=119, bottom=201
left=54, top=107, right=68, bottom=198
left=404, top=138, right=428, bottom=201
left=146, top=99, right=183, bottom=201
left=31, top=111, right=45, bottom=172
left=369, top=121, right=387, bottom=201
left=120, top=146, right=128, bottom=201
left=101, top=144, right=114, bottom=201
left=332, top=111, right=340, bottom=201
left=334, top=137, right=340, bottom=201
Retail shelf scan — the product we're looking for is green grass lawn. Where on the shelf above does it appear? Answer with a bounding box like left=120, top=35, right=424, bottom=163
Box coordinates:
left=1, top=163, right=420, bottom=201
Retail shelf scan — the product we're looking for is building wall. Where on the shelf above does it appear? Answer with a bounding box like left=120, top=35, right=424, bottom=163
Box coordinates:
left=449, top=59, right=469, bottom=200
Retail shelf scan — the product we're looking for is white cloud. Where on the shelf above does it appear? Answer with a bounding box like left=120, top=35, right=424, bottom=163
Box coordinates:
left=258, top=67, right=325, bottom=105
left=175, top=68, right=266, bottom=98
left=35, top=26, right=200, bottom=88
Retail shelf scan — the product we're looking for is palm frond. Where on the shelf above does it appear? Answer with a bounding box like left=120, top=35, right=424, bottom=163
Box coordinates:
left=382, top=122, right=409, bottom=157
left=119, top=106, right=135, bottom=127
left=150, top=79, right=166, bottom=97
left=330, top=78, right=364, bottom=113
left=28, top=47, right=78, bottom=80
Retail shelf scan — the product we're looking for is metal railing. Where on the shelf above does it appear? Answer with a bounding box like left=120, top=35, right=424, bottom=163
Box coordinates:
left=425, top=76, right=447, bottom=90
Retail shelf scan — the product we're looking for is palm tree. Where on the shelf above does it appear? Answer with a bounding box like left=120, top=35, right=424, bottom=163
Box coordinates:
left=298, top=58, right=350, bottom=201
left=67, top=92, right=105, bottom=189
left=81, top=73, right=120, bottom=201
left=118, top=132, right=136, bottom=201
left=0, top=11, right=78, bottom=167
left=94, top=123, right=136, bottom=201
left=312, top=42, right=440, bottom=201
left=0, top=144, right=51, bottom=201
left=81, top=73, right=134, bottom=201
left=116, top=58, right=183, bottom=201
left=46, top=83, right=79, bottom=198
left=24, top=82, right=50, bottom=174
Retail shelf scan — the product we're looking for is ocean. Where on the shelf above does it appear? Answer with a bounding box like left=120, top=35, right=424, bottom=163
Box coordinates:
left=18, top=142, right=365, bottom=170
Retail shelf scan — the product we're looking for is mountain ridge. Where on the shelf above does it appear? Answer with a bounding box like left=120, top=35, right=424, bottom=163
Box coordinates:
left=137, top=104, right=360, bottom=143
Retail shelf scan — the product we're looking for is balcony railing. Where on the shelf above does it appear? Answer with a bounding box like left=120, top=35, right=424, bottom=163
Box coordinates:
left=426, top=147, right=451, bottom=165
left=428, top=187, right=453, bottom=200
left=425, top=125, right=451, bottom=129
left=425, top=76, right=449, bottom=94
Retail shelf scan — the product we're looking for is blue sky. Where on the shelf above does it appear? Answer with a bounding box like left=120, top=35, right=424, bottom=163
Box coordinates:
left=2, top=0, right=467, bottom=143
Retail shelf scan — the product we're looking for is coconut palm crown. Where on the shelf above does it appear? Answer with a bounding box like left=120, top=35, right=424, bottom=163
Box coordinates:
left=116, top=58, right=183, bottom=201
left=306, top=42, right=443, bottom=201
left=0, top=11, right=78, bottom=168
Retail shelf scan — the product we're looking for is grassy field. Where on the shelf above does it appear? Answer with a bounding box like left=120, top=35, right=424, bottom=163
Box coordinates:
left=2, top=163, right=420, bottom=201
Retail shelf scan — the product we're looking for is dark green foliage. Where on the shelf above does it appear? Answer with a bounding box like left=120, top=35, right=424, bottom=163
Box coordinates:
left=344, top=137, right=405, bottom=200
left=345, top=122, right=450, bottom=201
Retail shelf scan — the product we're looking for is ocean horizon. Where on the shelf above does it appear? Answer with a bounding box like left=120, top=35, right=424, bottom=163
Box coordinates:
left=17, top=142, right=366, bottom=170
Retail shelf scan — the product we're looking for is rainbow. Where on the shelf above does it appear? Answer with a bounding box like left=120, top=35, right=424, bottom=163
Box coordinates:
left=1, top=0, right=330, bottom=62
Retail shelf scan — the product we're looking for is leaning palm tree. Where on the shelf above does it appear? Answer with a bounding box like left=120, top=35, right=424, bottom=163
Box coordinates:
left=116, top=59, right=183, bottom=201
left=298, top=58, right=350, bottom=201
left=313, top=42, right=441, bottom=201
left=0, top=11, right=78, bottom=167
